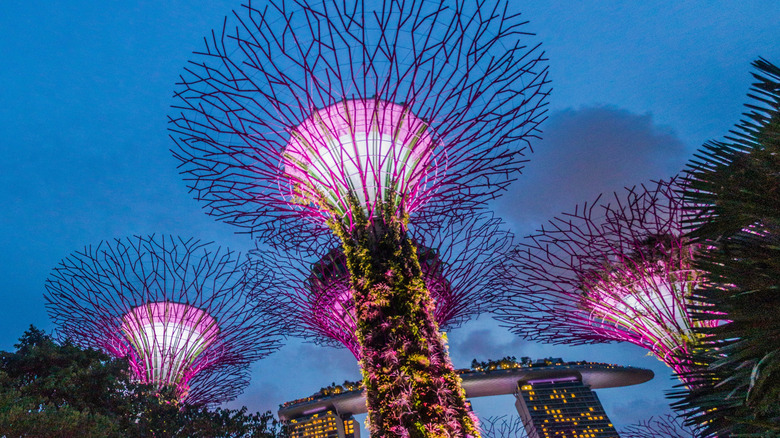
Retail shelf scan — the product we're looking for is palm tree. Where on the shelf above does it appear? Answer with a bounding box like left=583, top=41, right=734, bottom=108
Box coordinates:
left=673, top=58, right=780, bottom=436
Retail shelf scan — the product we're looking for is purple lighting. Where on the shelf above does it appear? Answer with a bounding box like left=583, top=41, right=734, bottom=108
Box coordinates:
left=121, top=302, right=219, bottom=391
left=170, top=0, right=548, bottom=434
left=251, top=213, right=511, bottom=359
left=283, top=99, right=436, bottom=225
left=494, top=178, right=719, bottom=378
left=45, top=235, right=284, bottom=405
left=170, top=0, right=550, bottom=248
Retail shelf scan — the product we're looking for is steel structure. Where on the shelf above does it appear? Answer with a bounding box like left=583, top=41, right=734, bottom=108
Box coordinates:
left=620, top=415, right=698, bottom=438
left=44, top=235, right=283, bottom=406
left=170, top=0, right=548, bottom=435
left=494, top=178, right=719, bottom=378
left=250, top=213, right=512, bottom=358
left=169, top=0, right=549, bottom=249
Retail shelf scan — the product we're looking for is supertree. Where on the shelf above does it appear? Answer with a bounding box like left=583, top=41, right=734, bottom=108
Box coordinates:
left=250, top=213, right=512, bottom=358
left=44, top=235, right=284, bottom=406
left=169, top=0, right=549, bottom=435
left=493, top=178, right=719, bottom=379
left=479, top=416, right=529, bottom=438
left=620, top=415, right=698, bottom=438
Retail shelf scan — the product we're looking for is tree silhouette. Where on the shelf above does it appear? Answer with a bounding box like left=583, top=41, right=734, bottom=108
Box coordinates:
left=673, top=58, right=780, bottom=436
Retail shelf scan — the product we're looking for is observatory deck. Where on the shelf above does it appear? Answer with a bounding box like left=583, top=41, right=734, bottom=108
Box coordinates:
left=278, top=359, right=653, bottom=421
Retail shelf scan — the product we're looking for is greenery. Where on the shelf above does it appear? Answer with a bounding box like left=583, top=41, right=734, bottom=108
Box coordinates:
left=0, top=326, right=286, bottom=438
left=673, top=58, right=780, bottom=436
left=469, top=357, right=567, bottom=372
left=470, top=357, right=524, bottom=372
left=330, top=196, right=479, bottom=438
left=318, top=380, right=363, bottom=397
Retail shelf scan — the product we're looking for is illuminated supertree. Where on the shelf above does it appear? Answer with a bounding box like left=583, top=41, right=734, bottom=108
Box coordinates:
left=494, top=178, right=719, bottom=379
left=169, top=0, right=549, bottom=435
left=250, top=213, right=512, bottom=358
left=44, top=235, right=283, bottom=406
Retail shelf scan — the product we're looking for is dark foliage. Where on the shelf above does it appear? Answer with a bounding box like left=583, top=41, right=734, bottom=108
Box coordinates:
left=0, top=326, right=286, bottom=438
left=674, top=58, right=780, bottom=436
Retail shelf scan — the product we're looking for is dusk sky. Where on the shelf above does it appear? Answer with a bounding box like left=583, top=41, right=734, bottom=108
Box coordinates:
left=1, top=1, right=778, bottom=435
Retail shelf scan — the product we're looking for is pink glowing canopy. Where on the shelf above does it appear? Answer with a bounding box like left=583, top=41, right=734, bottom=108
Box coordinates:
left=45, top=235, right=284, bottom=406
left=282, top=99, right=436, bottom=223
left=494, top=178, right=720, bottom=379
left=171, top=0, right=550, bottom=249
left=577, top=243, right=709, bottom=370
left=248, top=212, right=511, bottom=359
left=121, top=302, right=220, bottom=388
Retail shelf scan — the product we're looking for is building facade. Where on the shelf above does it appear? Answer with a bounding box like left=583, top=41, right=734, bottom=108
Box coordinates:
left=515, top=376, right=618, bottom=438
left=287, top=409, right=360, bottom=438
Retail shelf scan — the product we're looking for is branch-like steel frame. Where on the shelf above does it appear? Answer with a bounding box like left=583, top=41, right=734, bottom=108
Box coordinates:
left=494, top=178, right=719, bottom=377
left=250, top=212, right=512, bottom=358
left=44, top=235, right=284, bottom=406
left=169, top=0, right=549, bottom=250
left=169, top=1, right=548, bottom=434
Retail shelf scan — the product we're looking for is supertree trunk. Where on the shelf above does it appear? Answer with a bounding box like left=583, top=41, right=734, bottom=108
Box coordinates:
left=333, top=205, right=478, bottom=437
left=169, top=0, right=550, bottom=433
left=247, top=211, right=511, bottom=361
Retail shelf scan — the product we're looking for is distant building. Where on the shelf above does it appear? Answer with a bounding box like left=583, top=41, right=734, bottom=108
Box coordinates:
left=287, top=409, right=360, bottom=438
left=515, top=376, right=618, bottom=438
left=279, top=359, right=652, bottom=437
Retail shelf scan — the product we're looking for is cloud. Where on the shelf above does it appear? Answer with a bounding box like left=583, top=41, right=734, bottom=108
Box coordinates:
left=295, top=343, right=361, bottom=376
left=496, top=106, right=687, bottom=233
left=610, top=396, right=674, bottom=427
left=224, top=380, right=285, bottom=414
left=448, top=328, right=526, bottom=367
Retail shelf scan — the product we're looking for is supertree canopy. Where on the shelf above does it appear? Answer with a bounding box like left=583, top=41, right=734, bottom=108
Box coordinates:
left=493, top=178, right=719, bottom=378
left=44, top=235, right=284, bottom=406
left=250, top=213, right=512, bottom=358
left=169, top=1, right=548, bottom=436
left=169, top=0, right=549, bottom=246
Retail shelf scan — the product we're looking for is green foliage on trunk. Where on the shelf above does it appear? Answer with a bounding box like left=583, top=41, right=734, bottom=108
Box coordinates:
left=330, top=199, right=479, bottom=438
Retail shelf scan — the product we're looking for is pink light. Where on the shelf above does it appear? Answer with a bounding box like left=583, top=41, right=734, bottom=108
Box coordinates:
left=282, top=99, right=436, bottom=225
left=121, top=302, right=219, bottom=390
left=306, top=246, right=451, bottom=358
left=494, top=178, right=724, bottom=381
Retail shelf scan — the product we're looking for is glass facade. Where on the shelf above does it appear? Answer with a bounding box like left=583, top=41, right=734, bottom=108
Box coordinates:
left=288, top=410, right=360, bottom=438
left=515, top=377, right=619, bottom=438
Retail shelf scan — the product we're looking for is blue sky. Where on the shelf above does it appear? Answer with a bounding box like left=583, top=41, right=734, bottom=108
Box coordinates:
left=1, top=0, right=778, bottom=434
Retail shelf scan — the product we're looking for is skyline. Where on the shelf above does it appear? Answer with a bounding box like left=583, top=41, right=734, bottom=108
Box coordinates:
left=2, top=0, right=779, bottom=434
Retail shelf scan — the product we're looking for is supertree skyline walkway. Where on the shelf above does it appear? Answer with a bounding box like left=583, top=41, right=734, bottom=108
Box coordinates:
left=249, top=212, right=512, bottom=359
left=169, top=0, right=549, bottom=435
left=44, top=235, right=284, bottom=406
left=493, top=178, right=719, bottom=380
